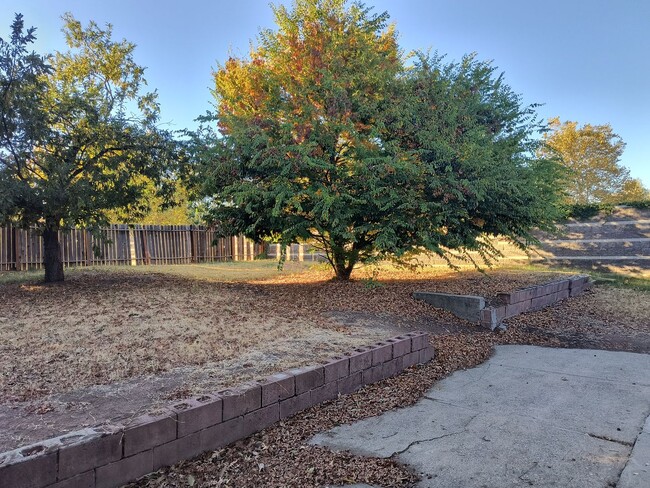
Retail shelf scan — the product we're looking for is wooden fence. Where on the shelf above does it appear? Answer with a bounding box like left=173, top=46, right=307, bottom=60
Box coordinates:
left=0, top=224, right=264, bottom=271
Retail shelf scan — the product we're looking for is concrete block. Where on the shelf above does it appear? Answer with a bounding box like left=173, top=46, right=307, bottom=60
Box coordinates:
left=337, top=371, right=363, bottom=395
left=95, top=450, right=153, bottom=488
left=497, top=287, right=536, bottom=304
left=362, top=364, right=385, bottom=385
left=391, top=336, right=412, bottom=357
left=371, top=342, right=393, bottom=365
left=346, top=347, right=373, bottom=373
left=419, top=346, right=435, bottom=364
left=480, top=308, right=497, bottom=327
left=257, top=372, right=295, bottom=406
left=219, top=383, right=262, bottom=421
left=382, top=356, right=404, bottom=379
left=279, top=392, right=312, bottom=419
left=122, top=410, right=177, bottom=457
left=58, top=427, right=122, bottom=480
left=311, top=381, right=339, bottom=405
left=531, top=293, right=554, bottom=310
left=569, top=275, right=590, bottom=289
left=402, top=351, right=421, bottom=369
left=242, top=403, right=280, bottom=436
left=557, top=279, right=571, bottom=291
left=199, top=416, right=245, bottom=452
left=407, top=332, right=429, bottom=351
left=290, top=365, right=324, bottom=395
left=556, top=289, right=570, bottom=301
left=505, top=299, right=532, bottom=318
left=153, top=431, right=202, bottom=471
left=171, top=394, right=222, bottom=437
left=320, top=356, right=349, bottom=384
left=413, top=291, right=485, bottom=322
left=48, top=471, right=95, bottom=488
left=0, top=448, right=57, bottom=488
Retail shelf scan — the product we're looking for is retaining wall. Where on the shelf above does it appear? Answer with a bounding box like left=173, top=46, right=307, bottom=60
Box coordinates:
left=414, top=276, right=592, bottom=330
left=0, top=333, right=434, bottom=488
left=480, top=275, right=592, bottom=329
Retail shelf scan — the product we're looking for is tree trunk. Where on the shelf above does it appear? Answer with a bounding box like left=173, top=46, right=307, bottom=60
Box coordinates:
left=43, top=225, right=64, bottom=283
left=331, top=242, right=356, bottom=280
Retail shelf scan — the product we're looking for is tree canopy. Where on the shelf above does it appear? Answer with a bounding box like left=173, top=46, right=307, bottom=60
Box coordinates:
left=188, top=0, right=563, bottom=279
left=540, top=117, right=647, bottom=204
left=0, top=14, right=176, bottom=281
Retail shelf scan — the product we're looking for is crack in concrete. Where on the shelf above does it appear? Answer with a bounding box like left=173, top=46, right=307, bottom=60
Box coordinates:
left=518, top=461, right=539, bottom=484
left=391, top=414, right=480, bottom=457
left=586, top=432, right=634, bottom=447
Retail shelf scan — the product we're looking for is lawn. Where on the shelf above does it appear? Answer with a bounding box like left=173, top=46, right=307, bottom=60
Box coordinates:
left=0, top=260, right=648, bottom=454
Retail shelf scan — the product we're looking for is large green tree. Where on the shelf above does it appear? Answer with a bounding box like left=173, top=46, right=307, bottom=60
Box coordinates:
left=190, top=0, right=563, bottom=279
left=0, top=14, right=175, bottom=282
left=540, top=117, right=634, bottom=204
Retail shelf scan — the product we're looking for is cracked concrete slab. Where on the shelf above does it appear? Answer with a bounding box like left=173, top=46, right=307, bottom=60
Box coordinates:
left=311, top=346, right=650, bottom=487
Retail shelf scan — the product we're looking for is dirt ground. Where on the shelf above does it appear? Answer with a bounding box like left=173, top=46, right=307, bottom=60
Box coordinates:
left=1, top=262, right=648, bottom=472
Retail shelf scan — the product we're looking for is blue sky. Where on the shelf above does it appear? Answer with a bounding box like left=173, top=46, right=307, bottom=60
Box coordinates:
left=2, top=0, right=649, bottom=185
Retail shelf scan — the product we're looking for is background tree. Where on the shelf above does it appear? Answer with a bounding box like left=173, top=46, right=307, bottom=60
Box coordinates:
left=611, top=178, right=649, bottom=203
left=540, top=117, right=634, bottom=204
left=0, top=14, right=175, bottom=282
left=190, top=0, right=563, bottom=280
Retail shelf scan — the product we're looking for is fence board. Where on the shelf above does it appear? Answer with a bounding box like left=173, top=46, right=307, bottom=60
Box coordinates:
left=0, top=225, right=260, bottom=271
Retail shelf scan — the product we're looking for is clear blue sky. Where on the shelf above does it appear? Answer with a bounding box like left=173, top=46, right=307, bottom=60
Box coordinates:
left=2, top=0, right=649, bottom=185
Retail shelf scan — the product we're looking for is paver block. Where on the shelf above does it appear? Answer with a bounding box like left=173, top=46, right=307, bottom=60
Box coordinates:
left=219, top=383, right=262, bottom=421
left=258, top=372, right=295, bottom=406
left=171, top=394, right=222, bottom=437
left=153, top=431, right=202, bottom=471
left=95, top=450, right=153, bottom=488
left=122, top=410, right=177, bottom=457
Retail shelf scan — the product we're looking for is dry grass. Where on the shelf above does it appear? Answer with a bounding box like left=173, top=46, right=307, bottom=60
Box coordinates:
left=1, top=262, right=569, bottom=403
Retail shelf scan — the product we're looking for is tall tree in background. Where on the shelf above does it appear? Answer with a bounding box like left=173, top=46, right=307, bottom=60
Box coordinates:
left=190, top=0, right=563, bottom=280
left=540, top=117, right=635, bottom=204
left=0, top=14, right=175, bottom=282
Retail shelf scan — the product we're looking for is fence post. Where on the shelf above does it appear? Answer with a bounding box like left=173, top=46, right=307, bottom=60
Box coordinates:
left=188, top=226, right=195, bottom=263
left=298, top=243, right=304, bottom=262
left=13, top=226, right=22, bottom=271
left=127, top=228, right=137, bottom=266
